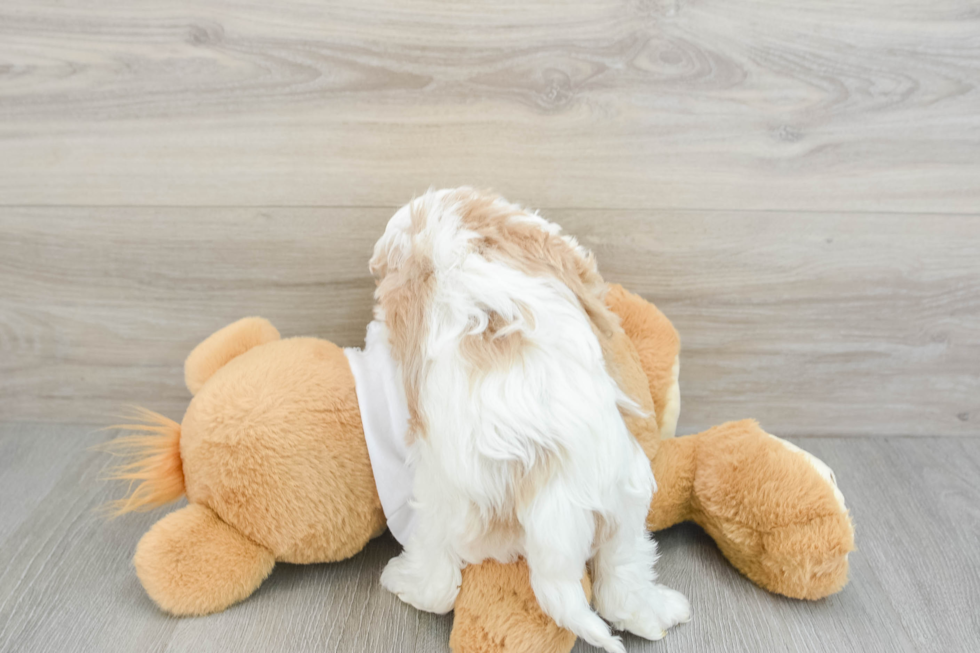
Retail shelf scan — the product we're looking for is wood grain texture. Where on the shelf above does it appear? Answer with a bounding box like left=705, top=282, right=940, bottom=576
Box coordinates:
left=2, top=3, right=978, bottom=649
left=0, top=423, right=91, bottom=547
left=1, top=0, right=979, bottom=210
left=2, top=207, right=978, bottom=436
left=1, top=424, right=978, bottom=652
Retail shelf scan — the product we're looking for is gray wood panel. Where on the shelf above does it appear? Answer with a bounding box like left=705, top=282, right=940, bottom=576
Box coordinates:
left=3, top=207, right=978, bottom=436
left=1, top=1, right=978, bottom=211
left=1, top=423, right=978, bottom=652
left=3, top=2, right=978, bottom=649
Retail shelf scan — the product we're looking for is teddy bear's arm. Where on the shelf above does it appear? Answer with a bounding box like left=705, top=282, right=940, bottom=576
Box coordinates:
left=649, top=420, right=854, bottom=600
left=604, top=284, right=681, bottom=438
left=604, top=286, right=854, bottom=600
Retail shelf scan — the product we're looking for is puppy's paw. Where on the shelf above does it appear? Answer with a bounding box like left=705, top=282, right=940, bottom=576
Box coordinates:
left=380, top=553, right=460, bottom=614
left=614, top=584, right=691, bottom=641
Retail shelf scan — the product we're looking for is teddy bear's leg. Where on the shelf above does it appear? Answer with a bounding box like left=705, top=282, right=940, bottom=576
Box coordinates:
left=449, top=559, right=589, bottom=653
left=134, top=503, right=275, bottom=616
left=647, top=420, right=854, bottom=600
left=646, top=433, right=699, bottom=531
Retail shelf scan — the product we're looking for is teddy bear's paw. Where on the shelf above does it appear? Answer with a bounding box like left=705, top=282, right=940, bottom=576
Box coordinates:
left=380, top=552, right=461, bottom=615
left=612, top=584, right=691, bottom=641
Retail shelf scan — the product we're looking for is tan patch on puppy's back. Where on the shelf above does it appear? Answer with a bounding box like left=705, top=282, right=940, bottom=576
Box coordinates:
left=459, top=310, right=528, bottom=377
left=451, top=188, right=634, bottom=404
left=379, top=189, right=641, bottom=445
left=369, top=195, right=432, bottom=282
left=374, top=199, right=436, bottom=442
left=410, top=197, right=430, bottom=233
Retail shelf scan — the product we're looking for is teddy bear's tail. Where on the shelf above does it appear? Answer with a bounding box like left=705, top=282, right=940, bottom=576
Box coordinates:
left=100, top=407, right=184, bottom=516
left=99, top=317, right=281, bottom=518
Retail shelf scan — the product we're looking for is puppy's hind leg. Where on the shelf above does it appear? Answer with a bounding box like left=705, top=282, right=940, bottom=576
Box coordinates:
left=591, top=477, right=691, bottom=640
left=521, top=484, right=626, bottom=653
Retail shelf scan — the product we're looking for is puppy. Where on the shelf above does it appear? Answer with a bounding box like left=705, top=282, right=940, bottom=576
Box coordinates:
left=370, top=188, right=689, bottom=652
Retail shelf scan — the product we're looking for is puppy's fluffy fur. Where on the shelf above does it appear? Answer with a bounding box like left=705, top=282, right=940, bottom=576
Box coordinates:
left=371, top=188, right=689, bottom=652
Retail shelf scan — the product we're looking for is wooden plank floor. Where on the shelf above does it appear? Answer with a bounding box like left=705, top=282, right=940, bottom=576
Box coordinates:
left=1, top=423, right=978, bottom=653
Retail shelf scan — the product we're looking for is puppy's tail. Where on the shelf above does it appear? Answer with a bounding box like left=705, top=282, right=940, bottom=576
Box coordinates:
left=531, top=576, right=625, bottom=653
left=98, top=407, right=185, bottom=516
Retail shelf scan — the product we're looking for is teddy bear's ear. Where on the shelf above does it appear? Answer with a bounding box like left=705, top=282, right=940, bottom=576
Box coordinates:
left=184, top=317, right=280, bottom=395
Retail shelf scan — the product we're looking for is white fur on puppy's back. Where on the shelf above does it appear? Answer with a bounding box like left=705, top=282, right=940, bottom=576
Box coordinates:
left=372, top=188, right=668, bottom=652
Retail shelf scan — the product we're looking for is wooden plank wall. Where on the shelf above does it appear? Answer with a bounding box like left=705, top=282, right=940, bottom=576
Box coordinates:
left=1, top=1, right=978, bottom=435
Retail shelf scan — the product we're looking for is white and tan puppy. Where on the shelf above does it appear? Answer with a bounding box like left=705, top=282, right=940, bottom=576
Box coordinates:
left=369, top=188, right=689, bottom=652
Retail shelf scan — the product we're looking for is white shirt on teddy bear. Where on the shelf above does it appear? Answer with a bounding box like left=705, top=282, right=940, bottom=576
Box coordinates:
left=344, top=320, right=417, bottom=546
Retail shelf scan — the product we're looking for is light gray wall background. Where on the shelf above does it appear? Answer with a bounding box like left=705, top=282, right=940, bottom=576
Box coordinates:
left=2, top=1, right=978, bottom=436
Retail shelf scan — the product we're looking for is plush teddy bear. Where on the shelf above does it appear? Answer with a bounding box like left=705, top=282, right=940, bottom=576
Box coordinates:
left=106, top=284, right=853, bottom=653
